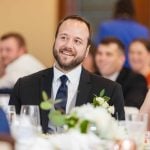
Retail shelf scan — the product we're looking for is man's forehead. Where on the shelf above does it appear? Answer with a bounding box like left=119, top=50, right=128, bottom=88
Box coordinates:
left=60, top=19, right=86, bottom=26
left=58, top=19, right=89, bottom=34
left=2, top=37, right=17, bottom=43
left=99, top=43, right=120, bottom=50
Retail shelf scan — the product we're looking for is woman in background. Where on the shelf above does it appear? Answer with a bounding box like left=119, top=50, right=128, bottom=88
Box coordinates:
left=129, top=39, right=150, bottom=88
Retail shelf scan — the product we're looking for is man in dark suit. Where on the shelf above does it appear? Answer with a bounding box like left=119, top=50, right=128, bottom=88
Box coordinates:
left=95, top=37, right=147, bottom=109
left=9, top=15, right=125, bottom=133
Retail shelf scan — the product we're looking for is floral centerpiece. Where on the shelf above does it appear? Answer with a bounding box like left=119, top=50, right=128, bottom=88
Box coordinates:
left=40, top=89, right=126, bottom=140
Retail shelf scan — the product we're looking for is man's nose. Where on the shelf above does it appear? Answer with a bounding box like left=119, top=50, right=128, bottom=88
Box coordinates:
left=98, top=54, right=106, bottom=61
left=1, top=50, right=7, bottom=57
left=65, top=39, right=73, bottom=48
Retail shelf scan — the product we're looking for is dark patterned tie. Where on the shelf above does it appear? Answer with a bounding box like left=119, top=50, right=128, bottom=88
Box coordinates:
left=55, top=75, right=68, bottom=113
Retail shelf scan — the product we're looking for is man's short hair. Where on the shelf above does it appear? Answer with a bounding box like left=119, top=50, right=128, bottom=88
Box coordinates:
left=55, top=15, right=92, bottom=46
left=0, top=32, right=26, bottom=48
left=99, top=37, right=125, bottom=54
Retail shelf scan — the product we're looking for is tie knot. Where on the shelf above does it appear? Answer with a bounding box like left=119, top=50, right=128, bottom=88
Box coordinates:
left=60, top=75, right=68, bottom=84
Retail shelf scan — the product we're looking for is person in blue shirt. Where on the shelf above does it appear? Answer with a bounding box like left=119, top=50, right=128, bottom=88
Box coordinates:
left=94, top=0, right=150, bottom=68
left=0, top=107, right=10, bottom=134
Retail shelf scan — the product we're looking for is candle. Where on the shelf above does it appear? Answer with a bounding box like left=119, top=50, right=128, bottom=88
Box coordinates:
left=114, top=139, right=136, bottom=150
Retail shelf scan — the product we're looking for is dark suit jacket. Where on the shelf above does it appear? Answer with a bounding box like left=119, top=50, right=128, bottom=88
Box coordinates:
left=9, top=67, right=125, bottom=133
left=116, top=68, right=147, bottom=109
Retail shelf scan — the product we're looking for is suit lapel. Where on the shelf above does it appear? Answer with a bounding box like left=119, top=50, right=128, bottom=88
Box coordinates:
left=76, top=68, right=92, bottom=106
left=40, top=68, right=53, bottom=98
left=40, top=68, right=53, bottom=133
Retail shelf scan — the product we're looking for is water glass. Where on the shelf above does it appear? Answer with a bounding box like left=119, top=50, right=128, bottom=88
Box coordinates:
left=5, top=105, right=16, bottom=125
left=125, top=113, right=148, bottom=149
left=20, top=105, right=40, bottom=127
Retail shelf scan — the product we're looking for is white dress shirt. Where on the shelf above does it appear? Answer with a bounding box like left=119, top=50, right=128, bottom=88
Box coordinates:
left=103, top=72, right=119, bottom=81
left=51, top=64, right=82, bottom=114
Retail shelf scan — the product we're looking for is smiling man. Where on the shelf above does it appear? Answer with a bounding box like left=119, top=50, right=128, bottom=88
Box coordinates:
left=9, top=15, right=125, bottom=133
left=95, top=37, right=147, bottom=109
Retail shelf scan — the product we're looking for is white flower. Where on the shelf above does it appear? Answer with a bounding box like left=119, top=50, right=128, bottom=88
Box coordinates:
left=101, top=102, right=109, bottom=108
left=108, top=106, right=114, bottom=114
left=95, top=97, right=105, bottom=104
left=68, top=104, right=125, bottom=140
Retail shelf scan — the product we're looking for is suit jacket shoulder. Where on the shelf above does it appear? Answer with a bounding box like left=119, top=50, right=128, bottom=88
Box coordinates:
left=116, top=67, right=147, bottom=108
left=9, top=68, right=53, bottom=111
left=77, top=68, right=125, bottom=120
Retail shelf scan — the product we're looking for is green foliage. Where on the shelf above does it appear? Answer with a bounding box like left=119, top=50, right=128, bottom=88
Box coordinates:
left=40, top=101, right=53, bottom=110
left=103, top=96, right=110, bottom=102
left=80, top=120, right=90, bottom=133
left=65, top=116, right=79, bottom=128
left=92, top=89, right=110, bottom=105
left=49, top=110, right=66, bottom=126
left=42, top=91, right=49, bottom=101
left=93, top=97, right=100, bottom=107
left=99, top=89, right=105, bottom=97
left=40, top=90, right=63, bottom=110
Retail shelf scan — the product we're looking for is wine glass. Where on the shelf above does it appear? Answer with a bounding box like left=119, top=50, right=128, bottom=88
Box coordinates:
left=5, top=105, right=16, bottom=125
left=20, top=105, right=41, bottom=128
left=125, top=113, right=148, bottom=149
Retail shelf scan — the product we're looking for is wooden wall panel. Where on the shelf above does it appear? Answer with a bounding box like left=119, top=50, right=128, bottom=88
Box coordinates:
left=134, top=0, right=150, bottom=27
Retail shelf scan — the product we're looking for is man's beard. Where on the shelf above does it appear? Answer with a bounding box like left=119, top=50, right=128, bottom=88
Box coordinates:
left=53, top=48, right=86, bottom=71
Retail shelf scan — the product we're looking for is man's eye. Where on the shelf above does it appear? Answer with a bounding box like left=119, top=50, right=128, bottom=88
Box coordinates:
left=106, top=53, right=113, bottom=56
left=60, top=36, right=67, bottom=40
left=6, top=48, right=11, bottom=52
left=74, top=39, right=82, bottom=45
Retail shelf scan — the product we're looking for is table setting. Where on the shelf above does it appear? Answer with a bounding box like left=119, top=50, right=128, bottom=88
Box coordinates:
left=2, top=90, right=150, bottom=150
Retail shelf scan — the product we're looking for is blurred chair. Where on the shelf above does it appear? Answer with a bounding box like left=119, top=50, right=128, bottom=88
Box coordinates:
left=0, top=134, right=15, bottom=150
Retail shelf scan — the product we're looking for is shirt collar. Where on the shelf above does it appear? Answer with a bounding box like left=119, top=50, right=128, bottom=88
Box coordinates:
left=103, top=71, right=119, bottom=81
left=53, top=64, right=82, bottom=83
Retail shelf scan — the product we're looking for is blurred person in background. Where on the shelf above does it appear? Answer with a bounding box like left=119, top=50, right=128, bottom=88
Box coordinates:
left=94, top=0, right=150, bottom=68
left=82, top=42, right=97, bottom=73
left=0, top=53, right=5, bottom=78
left=0, top=107, right=10, bottom=134
left=129, top=39, right=150, bottom=88
left=0, top=32, right=45, bottom=89
left=95, top=37, right=147, bottom=109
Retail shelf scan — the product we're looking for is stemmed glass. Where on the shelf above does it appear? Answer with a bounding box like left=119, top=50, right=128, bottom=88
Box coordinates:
left=5, top=105, right=16, bottom=125
left=125, top=113, right=148, bottom=149
left=20, top=105, right=41, bottom=129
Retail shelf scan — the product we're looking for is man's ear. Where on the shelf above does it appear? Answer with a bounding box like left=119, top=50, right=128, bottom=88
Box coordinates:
left=19, top=47, right=26, bottom=56
left=85, top=45, right=91, bottom=58
left=119, top=54, right=126, bottom=66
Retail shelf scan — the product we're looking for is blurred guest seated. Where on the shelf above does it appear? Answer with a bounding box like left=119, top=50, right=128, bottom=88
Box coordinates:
left=129, top=39, right=150, bottom=88
left=0, top=53, right=5, bottom=77
left=0, top=107, right=10, bottom=134
left=94, top=0, right=150, bottom=68
left=95, top=37, right=147, bottom=109
left=0, top=32, right=46, bottom=89
left=140, top=89, right=150, bottom=130
left=83, top=42, right=97, bottom=73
